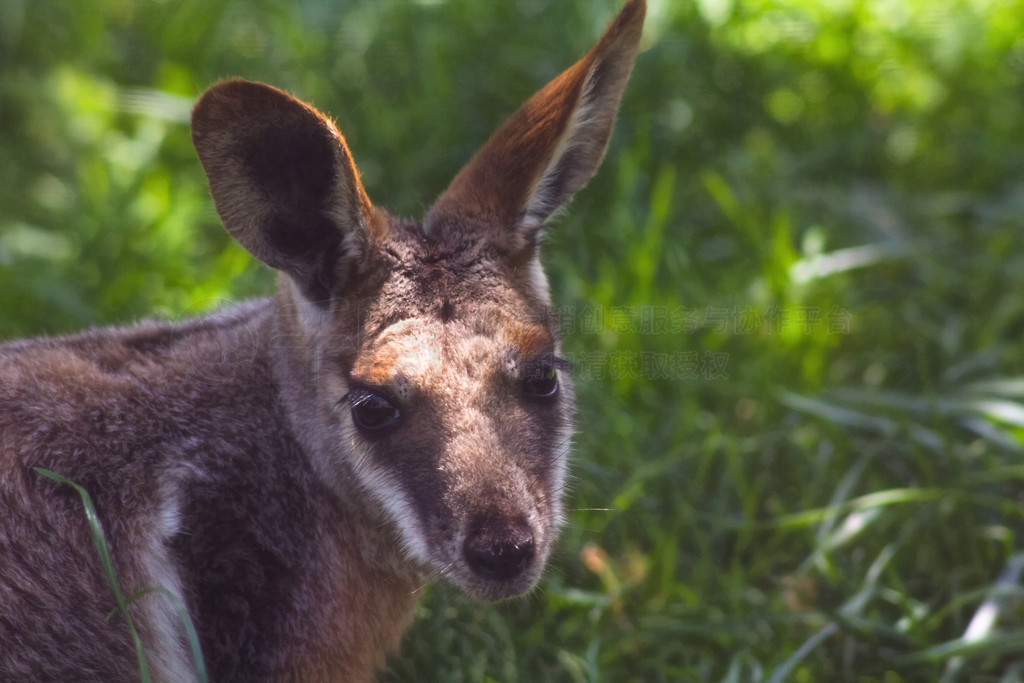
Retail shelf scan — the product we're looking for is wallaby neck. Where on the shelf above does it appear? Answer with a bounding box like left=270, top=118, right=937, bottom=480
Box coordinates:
left=267, top=276, right=418, bottom=578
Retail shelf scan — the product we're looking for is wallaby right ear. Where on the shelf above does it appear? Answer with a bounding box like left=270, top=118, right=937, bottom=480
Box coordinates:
left=191, top=80, right=379, bottom=305
left=424, top=0, right=645, bottom=256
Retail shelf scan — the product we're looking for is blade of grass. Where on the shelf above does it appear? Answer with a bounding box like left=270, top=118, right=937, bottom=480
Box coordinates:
left=940, top=552, right=1024, bottom=682
left=118, top=587, right=209, bottom=683
left=34, top=467, right=152, bottom=683
left=769, top=545, right=897, bottom=682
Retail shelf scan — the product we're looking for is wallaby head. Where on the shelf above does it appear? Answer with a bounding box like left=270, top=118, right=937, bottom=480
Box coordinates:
left=0, top=2, right=646, bottom=680
left=189, top=0, right=645, bottom=604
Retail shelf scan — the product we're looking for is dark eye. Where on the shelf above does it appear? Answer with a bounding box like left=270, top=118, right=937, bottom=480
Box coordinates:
left=522, top=361, right=559, bottom=399
left=349, top=390, right=401, bottom=434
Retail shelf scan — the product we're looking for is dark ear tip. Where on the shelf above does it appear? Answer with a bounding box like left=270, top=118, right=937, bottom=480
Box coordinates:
left=620, top=0, right=647, bottom=22
left=191, top=80, right=300, bottom=139
left=606, top=0, right=647, bottom=45
left=193, top=80, right=252, bottom=125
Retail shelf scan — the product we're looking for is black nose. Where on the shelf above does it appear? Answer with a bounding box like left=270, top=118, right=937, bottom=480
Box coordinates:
left=463, top=520, right=535, bottom=581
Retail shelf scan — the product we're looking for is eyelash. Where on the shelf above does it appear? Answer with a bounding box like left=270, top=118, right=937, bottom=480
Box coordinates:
left=526, top=353, right=574, bottom=373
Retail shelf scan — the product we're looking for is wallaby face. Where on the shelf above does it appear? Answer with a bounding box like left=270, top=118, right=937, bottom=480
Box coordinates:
left=191, top=0, right=644, bottom=604
left=327, top=245, right=574, bottom=601
left=0, top=1, right=644, bottom=679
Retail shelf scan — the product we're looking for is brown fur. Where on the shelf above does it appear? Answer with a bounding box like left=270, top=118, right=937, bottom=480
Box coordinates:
left=0, top=1, right=645, bottom=680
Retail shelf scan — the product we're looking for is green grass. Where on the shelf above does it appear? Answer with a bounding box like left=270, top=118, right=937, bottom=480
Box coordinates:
left=34, top=468, right=209, bottom=683
left=4, top=0, right=1024, bottom=680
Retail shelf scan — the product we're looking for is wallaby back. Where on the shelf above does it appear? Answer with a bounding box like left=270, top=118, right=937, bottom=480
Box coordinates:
left=0, top=1, right=645, bottom=680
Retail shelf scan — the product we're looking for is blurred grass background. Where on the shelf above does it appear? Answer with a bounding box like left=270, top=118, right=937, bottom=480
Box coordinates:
left=3, top=0, right=1024, bottom=680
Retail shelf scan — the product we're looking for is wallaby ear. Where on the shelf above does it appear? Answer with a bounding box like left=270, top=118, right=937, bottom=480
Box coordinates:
left=191, top=80, right=380, bottom=305
left=424, top=0, right=645, bottom=254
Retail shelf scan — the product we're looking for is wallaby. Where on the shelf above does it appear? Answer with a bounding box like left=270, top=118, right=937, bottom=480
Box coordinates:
left=0, top=1, right=645, bottom=680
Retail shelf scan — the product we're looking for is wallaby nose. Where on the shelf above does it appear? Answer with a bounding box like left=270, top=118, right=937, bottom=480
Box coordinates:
left=463, top=520, right=535, bottom=581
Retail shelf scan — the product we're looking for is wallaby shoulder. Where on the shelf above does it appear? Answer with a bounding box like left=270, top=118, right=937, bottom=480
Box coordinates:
left=0, top=299, right=418, bottom=681
left=0, top=299, right=271, bottom=467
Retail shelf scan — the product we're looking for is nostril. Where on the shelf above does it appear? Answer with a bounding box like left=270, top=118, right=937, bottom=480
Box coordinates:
left=463, top=522, right=535, bottom=581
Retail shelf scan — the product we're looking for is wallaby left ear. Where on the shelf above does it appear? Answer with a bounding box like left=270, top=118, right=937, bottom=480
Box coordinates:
left=191, top=80, right=380, bottom=305
left=425, top=0, right=646, bottom=254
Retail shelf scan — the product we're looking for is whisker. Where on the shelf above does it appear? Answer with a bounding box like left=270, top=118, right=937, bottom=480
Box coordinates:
left=411, top=562, right=455, bottom=595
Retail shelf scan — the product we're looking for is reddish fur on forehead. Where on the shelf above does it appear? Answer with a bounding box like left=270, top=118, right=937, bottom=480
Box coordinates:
left=350, top=318, right=443, bottom=387
left=511, top=325, right=554, bottom=358
left=351, top=340, right=409, bottom=386
left=350, top=321, right=551, bottom=387
left=352, top=356, right=394, bottom=387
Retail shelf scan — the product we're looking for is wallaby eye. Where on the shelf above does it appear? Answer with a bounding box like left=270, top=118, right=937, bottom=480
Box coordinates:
left=522, top=361, right=559, bottom=399
left=349, top=390, right=401, bottom=434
